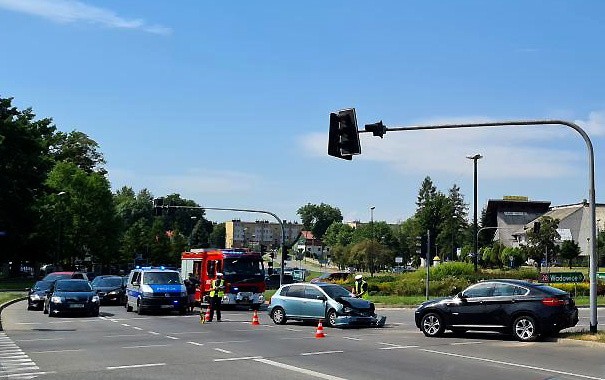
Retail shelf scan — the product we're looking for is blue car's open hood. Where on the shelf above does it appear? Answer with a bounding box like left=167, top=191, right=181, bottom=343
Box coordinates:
left=337, top=296, right=372, bottom=309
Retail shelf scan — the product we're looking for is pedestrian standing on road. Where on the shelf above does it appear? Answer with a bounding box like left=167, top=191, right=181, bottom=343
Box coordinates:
left=185, top=272, right=199, bottom=313
left=353, top=274, right=369, bottom=300
left=207, top=272, right=225, bottom=322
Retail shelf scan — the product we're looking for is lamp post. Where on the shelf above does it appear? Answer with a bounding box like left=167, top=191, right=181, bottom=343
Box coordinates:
left=466, top=154, right=482, bottom=272
left=370, top=206, right=375, bottom=276
left=56, top=191, right=67, bottom=268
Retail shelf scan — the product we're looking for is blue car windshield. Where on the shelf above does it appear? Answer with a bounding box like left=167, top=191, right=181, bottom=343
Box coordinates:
left=55, top=281, right=92, bottom=292
left=320, top=284, right=353, bottom=299
left=142, top=272, right=181, bottom=285
left=33, top=281, right=52, bottom=291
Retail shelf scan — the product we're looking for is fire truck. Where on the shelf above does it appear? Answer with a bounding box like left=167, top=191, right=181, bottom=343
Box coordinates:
left=180, top=248, right=266, bottom=310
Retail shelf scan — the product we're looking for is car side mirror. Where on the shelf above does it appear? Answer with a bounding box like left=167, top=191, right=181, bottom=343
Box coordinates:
left=457, top=292, right=467, bottom=301
left=316, top=295, right=327, bottom=301
left=132, top=281, right=139, bottom=287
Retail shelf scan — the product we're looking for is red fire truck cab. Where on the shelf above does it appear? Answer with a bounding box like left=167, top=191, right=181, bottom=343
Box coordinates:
left=181, top=248, right=266, bottom=309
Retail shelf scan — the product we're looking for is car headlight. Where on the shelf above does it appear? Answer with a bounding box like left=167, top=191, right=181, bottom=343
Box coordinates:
left=108, top=290, right=119, bottom=295
left=142, top=292, right=154, bottom=297
left=30, top=294, right=41, bottom=301
left=51, top=296, right=63, bottom=303
left=92, top=295, right=100, bottom=303
left=343, top=307, right=354, bottom=314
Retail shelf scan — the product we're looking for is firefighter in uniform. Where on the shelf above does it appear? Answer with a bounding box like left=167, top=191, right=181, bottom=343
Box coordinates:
left=208, top=272, right=225, bottom=322
left=353, top=274, right=369, bottom=300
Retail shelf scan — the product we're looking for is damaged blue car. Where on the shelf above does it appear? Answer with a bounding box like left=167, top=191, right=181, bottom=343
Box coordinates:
left=268, top=282, right=386, bottom=327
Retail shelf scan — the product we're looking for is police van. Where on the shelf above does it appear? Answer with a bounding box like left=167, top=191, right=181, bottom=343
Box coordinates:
left=125, top=267, right=188, bottom=315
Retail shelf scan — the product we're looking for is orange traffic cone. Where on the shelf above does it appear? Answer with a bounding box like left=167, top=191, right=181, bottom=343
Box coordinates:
left=315, top=320, right=326, bottom=338
left=251, top=309, right=260, bottom=325
left=201, top=308, right=211, bottom=324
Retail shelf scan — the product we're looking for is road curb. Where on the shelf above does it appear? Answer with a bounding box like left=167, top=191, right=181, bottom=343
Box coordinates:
left=557, top=337, right=605, bottom=348
left=0, top=297, right=27, bottom=331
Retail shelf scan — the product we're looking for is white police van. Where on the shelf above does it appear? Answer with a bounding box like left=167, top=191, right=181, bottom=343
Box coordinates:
left=125, top=267, right=188, bottom=315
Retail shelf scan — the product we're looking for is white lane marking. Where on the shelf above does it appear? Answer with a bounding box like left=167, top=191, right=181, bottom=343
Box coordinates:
left=253, top=358, right=348, bottom=380
left=29, top=349, right=83, bottom=354
left=342, top=337, right=362, bottom=341
left=14, top=322, right=41, bottom=325
left=107, top=363, right=166, bottom=370
left=14, top=338, right=64, bottom=342
left=121, top=323, right=131, bottom=327
left=132, top=327, right=143, bottom=331
left=450, top=341, right=482, bottom=346
left=121, top=344, right=171, bottom=349
left=378, top=342, right=401, bottom=347
left=165, top=336, right=179, bottom=340
left=0, top=354, right=28, bottom=359
left=421, top=349, right=605, bottom=380
left=4, top=371, right=55, bottom=377
left=300, top=350, right=344, bottom=356
left=187, top=342, right=204, bottom=346
left=214, top=356, right=262, bottom=362
left=148, top=331, right=160, bottom=335
left=379, top=345, right=419, bottom=350
left=214, top=348, right=232, bottom=354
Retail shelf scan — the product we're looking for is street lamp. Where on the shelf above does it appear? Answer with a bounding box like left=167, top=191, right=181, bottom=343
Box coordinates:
left=370, top=206, right=375, bottom=276
left=466, top=154, right=482, bottom=272
left=56, top=191, right=68, bottom=268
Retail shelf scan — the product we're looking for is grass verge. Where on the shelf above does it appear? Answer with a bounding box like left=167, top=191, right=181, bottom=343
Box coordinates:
left=560, top=330, right=605, bottom=343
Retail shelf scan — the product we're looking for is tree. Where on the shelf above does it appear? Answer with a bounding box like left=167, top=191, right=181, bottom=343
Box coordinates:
left=44, top=162, right=120, bottom=267
left=50, top=130, right=107, bottom=174
left=560, top=240, right=581, bottom=268
left=297, top=203, right=343, bottom=240
left=415, top=176, right=448, bottom=263
left=521, top=216, right=560, bottom=272
left=209, top=223, right=226, bottom=248
left=0, top=97, right=56, bottom=268
left=436, top=184, right=468, bottom=261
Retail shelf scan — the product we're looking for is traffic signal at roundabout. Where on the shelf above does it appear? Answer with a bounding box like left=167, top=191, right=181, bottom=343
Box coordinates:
left=328, top=108, right=361, bottom=160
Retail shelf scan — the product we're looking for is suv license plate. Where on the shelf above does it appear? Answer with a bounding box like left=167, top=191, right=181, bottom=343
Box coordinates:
left=69, top=304, right=84, bottom=308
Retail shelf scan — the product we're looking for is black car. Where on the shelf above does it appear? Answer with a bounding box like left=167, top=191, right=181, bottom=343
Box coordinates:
left=27, top=280, right=53, bottom=310
left=91, top=275, right=127, bottom=305
left=43, top=279, right=100, bottom=317
left=414, top=279, right=579, bottom=342
left=265, top=274, right=295, bottom=290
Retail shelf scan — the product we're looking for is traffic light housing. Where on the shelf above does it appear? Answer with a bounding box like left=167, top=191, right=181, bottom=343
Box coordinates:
left=153, top=197, right=164, bottom=216
left=533, top=221, right=541, bottom=233
left=416, top=235, right=427, bottom=257
left=328, top=108, right=361, bottom=160
left=365, top=121, right=386, bottom=138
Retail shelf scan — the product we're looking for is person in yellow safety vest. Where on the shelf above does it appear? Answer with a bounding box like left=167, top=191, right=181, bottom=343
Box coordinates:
left=207, top=273, right=225, bottom=322
left=353, top=274, right=369, bottom=300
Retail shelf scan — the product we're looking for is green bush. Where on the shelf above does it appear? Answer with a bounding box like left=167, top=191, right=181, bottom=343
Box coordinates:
left=548, top=282, right=605, bottom=296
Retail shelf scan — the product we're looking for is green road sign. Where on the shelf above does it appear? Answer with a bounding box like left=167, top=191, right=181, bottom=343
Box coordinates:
left=539, top=272, right=584, bottom=283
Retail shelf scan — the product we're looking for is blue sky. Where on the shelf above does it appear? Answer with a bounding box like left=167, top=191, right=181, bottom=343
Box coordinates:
left=2, top=1, right=604, bottom=225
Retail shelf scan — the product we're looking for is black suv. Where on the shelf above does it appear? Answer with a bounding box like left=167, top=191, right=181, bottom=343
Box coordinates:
left=414, top=279, right=578, bottom=341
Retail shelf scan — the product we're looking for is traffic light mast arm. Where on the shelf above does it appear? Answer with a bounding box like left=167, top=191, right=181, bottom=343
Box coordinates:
left=354, top=117, right=597, bottom=333
left=153, top=204, right=289, bottom=287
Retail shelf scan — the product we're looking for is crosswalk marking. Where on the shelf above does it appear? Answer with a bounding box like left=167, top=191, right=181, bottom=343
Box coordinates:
left=0, top=332, right=49, bottom=379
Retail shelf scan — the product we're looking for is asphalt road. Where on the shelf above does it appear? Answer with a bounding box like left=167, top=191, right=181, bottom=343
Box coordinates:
left=1, top=302, right=604, bottom=380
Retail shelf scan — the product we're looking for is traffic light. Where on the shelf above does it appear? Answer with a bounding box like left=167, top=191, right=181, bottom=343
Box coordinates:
left=328, top=108, right=361, bottom=160
left=533, top=221, right=541, bottom=233
left=153, top=197, right=164, bottom=216
left=365, top=121, right=386, bottom=138
left=416, top=235, right=427, bottom=257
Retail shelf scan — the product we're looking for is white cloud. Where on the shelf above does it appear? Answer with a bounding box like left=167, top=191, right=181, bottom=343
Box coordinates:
left=575, top=111, right=605, bottom=136
left=0, top=0, right=171, bottom=35
left=108, top=168, right=260, bottom=197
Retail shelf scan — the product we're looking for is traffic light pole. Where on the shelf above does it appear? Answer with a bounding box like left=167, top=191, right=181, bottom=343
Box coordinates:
left=357, top=119, right=597, bottom=333
left=155, top=204, right=288, bottom=287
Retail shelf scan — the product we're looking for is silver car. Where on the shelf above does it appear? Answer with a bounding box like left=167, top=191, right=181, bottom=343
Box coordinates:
left=268, top=282, right=386, bottom=327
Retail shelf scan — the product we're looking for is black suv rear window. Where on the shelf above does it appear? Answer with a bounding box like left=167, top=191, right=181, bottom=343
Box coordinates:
left=535, top=284, right=568, bottom=296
